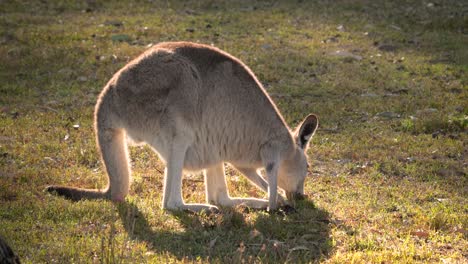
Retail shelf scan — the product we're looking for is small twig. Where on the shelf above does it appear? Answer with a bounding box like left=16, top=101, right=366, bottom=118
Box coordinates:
left=38, top=105, right=59, bottom=113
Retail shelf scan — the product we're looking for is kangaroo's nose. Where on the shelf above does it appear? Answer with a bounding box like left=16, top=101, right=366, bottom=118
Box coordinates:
left=286, top=192, right=306, bottom=201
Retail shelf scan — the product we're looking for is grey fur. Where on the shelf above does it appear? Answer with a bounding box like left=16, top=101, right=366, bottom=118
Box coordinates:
left=46, top=42, right=319, bottom=211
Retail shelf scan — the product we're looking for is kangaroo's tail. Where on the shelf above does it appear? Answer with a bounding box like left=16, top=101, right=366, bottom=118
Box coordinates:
left=46, top=88, right=130, bottom=202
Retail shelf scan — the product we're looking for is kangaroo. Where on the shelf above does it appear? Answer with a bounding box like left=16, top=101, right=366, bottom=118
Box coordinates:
left=46, top=42, right=318, bottom=211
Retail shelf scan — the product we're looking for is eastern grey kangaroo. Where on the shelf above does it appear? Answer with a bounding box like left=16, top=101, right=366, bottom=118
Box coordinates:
left=46, top=42, right=318, bottom=211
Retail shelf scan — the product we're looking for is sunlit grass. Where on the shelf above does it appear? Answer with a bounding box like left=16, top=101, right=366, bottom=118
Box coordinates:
left=1, top=0, right=466, bottom=263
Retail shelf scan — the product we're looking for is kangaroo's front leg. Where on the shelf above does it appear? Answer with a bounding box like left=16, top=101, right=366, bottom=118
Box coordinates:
left=260, top=143, right=282, bottom=211
left=264, top=162, right=279, bottom=211
left=234, top=167, right=287, bottom=206
left=205, top=163, right=269, bottom=209
left=162, top=140, right=217, bottom=212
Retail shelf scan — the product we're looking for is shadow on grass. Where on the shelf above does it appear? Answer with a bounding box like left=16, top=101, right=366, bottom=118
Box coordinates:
left=117, top=200, right=331, bottom=262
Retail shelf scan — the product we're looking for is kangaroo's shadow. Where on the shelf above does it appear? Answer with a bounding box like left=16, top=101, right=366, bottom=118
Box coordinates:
left=117, top=199, right=332, bottom=262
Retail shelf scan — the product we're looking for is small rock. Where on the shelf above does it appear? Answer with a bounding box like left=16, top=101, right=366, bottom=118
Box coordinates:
left=437, top=168, right=463, bottom=177
left=336, top=24, right=345, bottom=32
left=104, top=20, right=123, bottom=27
left=361, top=92, right=379, bottom=98
left=73, top=124, right=80, bottom=130
left=185, top=9, right=199, bottom=15
left=337, top=158, right=352, bottom=164
left=378, top=44, right=398, bottom=52
left=262, top=44, right=272, bottom=50
left=323, top=34, right=340, bottom=43
left=393, top=88, right=409, bottom=94
left=186, top=28, right=195, bottom=33
left=376, top=111, right=400, bottom=119
left=10, top=111, right=19, bottom=119
left=416, top=108, right=438, bottom=115
left=209, top=237, right=217, bottom=248
left=450, top=88, right=462, bottom=94
left=77, top=76, right=87, bottom=82
left=111, top=34, right=131, bottom=42
left=329, top=50, right=362, bottom=61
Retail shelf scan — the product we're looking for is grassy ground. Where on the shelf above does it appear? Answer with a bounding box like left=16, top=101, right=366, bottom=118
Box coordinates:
left=0, top=0, right=466, bottom=263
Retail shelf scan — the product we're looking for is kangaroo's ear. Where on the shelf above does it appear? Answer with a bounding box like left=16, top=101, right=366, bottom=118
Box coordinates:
left=294, top=114, right=319, bottom=149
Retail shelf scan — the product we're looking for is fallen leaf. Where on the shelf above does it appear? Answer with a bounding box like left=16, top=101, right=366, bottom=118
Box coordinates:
left=454, top=227, right=467, bottom=236
left=389, top=24, right=402, bottom=31
left=249, top=229, right=262, bottom=239
left=289, top=246, right=309, bottom=251
left=43, top=157, right=56, bottom=164
left=209, top=236, right=217, bottom=249
left=0, top=136, right=13, bottom=142
left=1, top=106, right=10, bottom=113
left=411, top=230, right=429, bottom=238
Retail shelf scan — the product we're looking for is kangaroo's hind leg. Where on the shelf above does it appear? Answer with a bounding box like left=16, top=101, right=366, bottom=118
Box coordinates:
left=157, top=137, right=218, bottom=212
left=205, top=163, right=269, bottom=209
left=96, top=127, right=131, bottom=202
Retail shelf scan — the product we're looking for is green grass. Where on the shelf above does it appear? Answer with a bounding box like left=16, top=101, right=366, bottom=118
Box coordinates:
left=0, top=0, right=466, bottom=263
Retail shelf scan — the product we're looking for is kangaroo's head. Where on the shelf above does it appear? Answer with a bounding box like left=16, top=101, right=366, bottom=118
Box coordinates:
left=279, top=114, right=318, bottom=201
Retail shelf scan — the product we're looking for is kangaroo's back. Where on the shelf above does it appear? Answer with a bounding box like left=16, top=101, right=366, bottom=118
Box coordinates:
left=102, top=42, right=293, bottom=169
left=163, top=42, right=293, bottom=168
